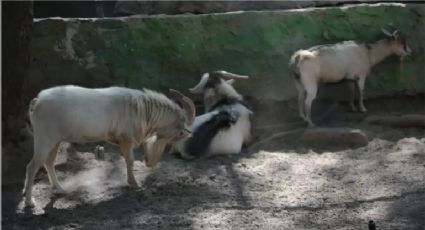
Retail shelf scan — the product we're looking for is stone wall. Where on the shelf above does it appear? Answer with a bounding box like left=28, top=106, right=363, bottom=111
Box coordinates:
left=112, top=1, right=346, bottom=16
left=27, top=3, right=425, bottom=103
left=33, top=1, right=359, bottom=17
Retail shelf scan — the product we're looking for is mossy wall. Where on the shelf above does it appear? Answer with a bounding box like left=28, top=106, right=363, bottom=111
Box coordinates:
left=28, top=3, right=425, bottom=101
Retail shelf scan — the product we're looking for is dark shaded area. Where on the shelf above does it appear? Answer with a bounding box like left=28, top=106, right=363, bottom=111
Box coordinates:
left=2, top=1, right=33, bottom=124
left=34, top=1, right=117, bottom=18
left=2, top=1, right=34, bottom=184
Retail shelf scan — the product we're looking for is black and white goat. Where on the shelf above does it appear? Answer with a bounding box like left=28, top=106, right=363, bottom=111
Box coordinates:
left=290, top=29, right=411, bottom=127
left=173, top=71, right=252, bottom=159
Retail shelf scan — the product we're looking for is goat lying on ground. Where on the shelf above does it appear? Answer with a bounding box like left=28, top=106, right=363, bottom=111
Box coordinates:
left=290, top=29, right=411, bottom=127
left=23, top=85, right=195, bottom=207
left=173, top=70, right=252, bottom=159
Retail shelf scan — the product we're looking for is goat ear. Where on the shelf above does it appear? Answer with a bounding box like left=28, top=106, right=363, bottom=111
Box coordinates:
left=226, top=79, right=235, bottom=85
left=381, top=28, right=393, bottom=38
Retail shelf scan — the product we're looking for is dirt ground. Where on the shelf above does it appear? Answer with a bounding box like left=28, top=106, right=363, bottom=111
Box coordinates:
left=2, top=95, right=425, bottom=230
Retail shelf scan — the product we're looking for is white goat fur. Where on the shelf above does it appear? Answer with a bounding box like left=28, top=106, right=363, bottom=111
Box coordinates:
left=174, top=103, right=252, bottom=157
left=290, top=33, right=410, bottom=126
left=23, top=85, right=193, bottom=207
left=207, top=103, right=252, bottom=154
left=174, top=71, right=252, bottom=158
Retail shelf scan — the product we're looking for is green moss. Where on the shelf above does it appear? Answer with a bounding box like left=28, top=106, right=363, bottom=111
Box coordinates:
left=30, top=3, right=425, bottom=100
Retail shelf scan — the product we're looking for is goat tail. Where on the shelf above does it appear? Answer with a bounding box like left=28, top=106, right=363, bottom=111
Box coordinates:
left=26, top=97, right=38, bottom=136
left=28, top=97, right=38, bottom=114
left=289, top=50, right=315, bottom=79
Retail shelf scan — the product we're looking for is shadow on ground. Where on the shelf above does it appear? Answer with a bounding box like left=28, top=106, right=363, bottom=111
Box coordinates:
left=2, top=95, right=425, bottom=229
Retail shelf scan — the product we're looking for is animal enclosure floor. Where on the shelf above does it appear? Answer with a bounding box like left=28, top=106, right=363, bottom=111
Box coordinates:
left=2, top=96, right=425, bottom=230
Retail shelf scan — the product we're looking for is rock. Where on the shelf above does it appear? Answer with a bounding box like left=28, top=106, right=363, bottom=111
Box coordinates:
left=365, top=114, right=425, bottom=128
left=94, top=145, right=105, bottom=160
left=302, top=127, right=368, bottom=149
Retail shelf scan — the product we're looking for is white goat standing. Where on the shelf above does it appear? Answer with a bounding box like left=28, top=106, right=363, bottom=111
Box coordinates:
left=173, top=71, right=252, bottom=159
left=23, top=85, right=195, bottom=207
left=290, top=29, right=411, bottom=126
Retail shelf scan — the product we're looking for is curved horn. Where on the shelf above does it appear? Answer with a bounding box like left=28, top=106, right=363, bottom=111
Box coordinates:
left=169, top=89, right=196, bottom=125
left=189, top=73, right=210, bottom=94
left=215, top=70, right=249, bottom=80
left=381, top=28, right=393, bottom=38
left=392, top=30, right=400, bottom=38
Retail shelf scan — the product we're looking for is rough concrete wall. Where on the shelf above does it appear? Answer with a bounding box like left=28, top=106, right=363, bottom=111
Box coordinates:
left=28, top=3, right=424, bottom=102
left=112, top=0, right=345, bottom=16
left=32, top=1, right=360, bottom=18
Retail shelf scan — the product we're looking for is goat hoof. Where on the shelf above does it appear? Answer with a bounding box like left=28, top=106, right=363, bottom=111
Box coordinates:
left=128, top=179, right=140, bottom=188
left=25, top=198, right=35, bottom=208
left=145, top=162, right=156, bottom=169
left=129, top=183, right=140, bottom=189
left=144, top=156, right=157, bottom=168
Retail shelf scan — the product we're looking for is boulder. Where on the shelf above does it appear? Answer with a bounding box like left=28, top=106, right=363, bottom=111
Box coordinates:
left=302, top=127, right=368, bottom=149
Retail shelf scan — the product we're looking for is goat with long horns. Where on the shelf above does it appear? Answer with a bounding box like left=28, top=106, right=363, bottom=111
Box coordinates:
left=173, top=70, right=252, bottom=159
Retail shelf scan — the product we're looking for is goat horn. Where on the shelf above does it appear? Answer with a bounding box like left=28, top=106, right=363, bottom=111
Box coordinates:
left=381, top=28, right=393, bottom=37
left=392, top=30, right=400, bottom=37
left=169, top=89, right=196, bottom=125
left=215, top=70, right=249, bottom=80
left=189, top=73, right=210, bottom=94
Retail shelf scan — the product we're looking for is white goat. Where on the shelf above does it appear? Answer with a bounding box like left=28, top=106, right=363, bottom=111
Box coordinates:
left=173, top=71, right=252, bottom=159
left=290, top=29, right=411, bottom=126
left=23, top=85, right=195, bottom=207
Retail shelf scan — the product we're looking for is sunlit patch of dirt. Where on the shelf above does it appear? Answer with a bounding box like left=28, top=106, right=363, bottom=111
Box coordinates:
left=3, top=95, right=425, bottom=229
